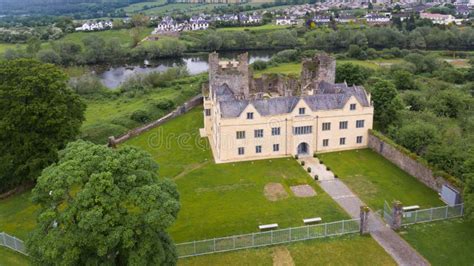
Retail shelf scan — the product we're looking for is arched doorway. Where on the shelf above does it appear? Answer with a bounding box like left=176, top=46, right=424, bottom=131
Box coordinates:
left=297, top=142, right=309, bottom=155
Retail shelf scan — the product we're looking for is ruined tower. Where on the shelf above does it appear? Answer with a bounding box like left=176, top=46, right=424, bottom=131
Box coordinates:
left=208, top=52, right=250, bottom=99
left=300, top=53, right=336, bottom=91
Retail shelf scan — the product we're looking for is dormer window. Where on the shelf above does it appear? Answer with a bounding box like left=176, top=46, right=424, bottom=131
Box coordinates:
left=299, top=108, right=305, bottom=115
left=350, top=104, right=356, bottom=110
left=247, top=112, right=254, bottom=119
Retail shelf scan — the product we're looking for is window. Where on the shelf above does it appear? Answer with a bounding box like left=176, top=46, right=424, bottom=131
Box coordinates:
left=299, top=107, right=305, bottom=115
left=356, top=120, right=365, bottom=128
left=256, top=145, right=262, bottom=153
left=322, top=122, right=331, bottom=131
left=339, top=121, right=348, bottom=130
left=273, top=144, right=279, bottom=152
left=293, top=126, right=312, bottom=135
left=238, top=147, right=245, bottom=155
left=350, top=104, right=356, bottom=110
left=205, top=109, right=211, bottom=116
left=340, top=137, right=346, bottom=145
left=236, top=131, right=245, bottom=139
left=356, top=136, right=363, bottom=144
left=322, top=139, right=329, bottom=147
left=271, top=127, right=281, bottom=136
left=254, top=129, right=263, bottom=138
left=247, top=112, right=254, bottom=119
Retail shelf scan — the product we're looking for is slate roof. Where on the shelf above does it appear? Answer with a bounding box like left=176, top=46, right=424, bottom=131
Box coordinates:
left=217, top=82, right=370, bottom=118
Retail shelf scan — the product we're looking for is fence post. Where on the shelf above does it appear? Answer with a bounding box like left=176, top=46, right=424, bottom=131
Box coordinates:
left=461, top=204, right=464, bottom=216
left=289, top=228, right=292, bottom=241
left=271, top=230, right=273, bottom=244
left=391, top=201, right=403, bottom=230
left=324, top=223, right=328, bottom=236
left=233, top=236, right=236, bottom=249
left=360, top=206, right=370, bottom=235
left=213, top=238, right=216, bottom=252
left=445, top=205, right=449, bottom=219
left=430, top=208, right=433, bottom=221
left=342, top=220, right=345, bottom=234
left=193, top=241, right=196, bottom=255
left=307, top=226, right=310, bottom=239
left=415, top=210, right=418, bottom=223
left=252, top=233, right=255, bottom=246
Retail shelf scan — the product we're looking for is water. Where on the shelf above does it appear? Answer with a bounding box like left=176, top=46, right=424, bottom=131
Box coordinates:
left=98, top=50, right=275, bottom=89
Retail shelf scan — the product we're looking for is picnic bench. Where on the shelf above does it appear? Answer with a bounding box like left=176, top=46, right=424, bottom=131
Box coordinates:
left=258, top=223, right=278, bottom=230
left=403, top=205, right=420, bottom=212
left=303, top=217, right=322, bottom=224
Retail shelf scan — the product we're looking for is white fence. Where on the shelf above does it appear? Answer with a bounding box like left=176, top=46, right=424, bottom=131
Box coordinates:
left=176, top=218, right=360, bottom=258
left=0, top=232, right=27, bottom=255
left=402, top=203, right=464, bottom=225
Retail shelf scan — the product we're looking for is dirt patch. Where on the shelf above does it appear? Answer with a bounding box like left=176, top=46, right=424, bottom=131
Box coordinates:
left=290, top=184, right=316, bottom=197
left=264, top=183, right=289, bottom=201
left=272, top=246, right=295, bottom=266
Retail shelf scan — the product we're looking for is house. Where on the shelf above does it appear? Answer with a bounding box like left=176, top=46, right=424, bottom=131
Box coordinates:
left=275, top=16, right=298, bottom=25
left=202, top=52, right=374, bottom=163
left=239, top=14, right=262, bottom=24
left=365, top=13, right=391, bottom=23
left=313, top=15, right=331, bottom=24
left=335, top=15, right=357, bottom=23
left=455, top=5, right=470, bottom=16
left=75, top=20, right=113, bottom=31
left=152, top=16, right=209, bottom=34
left=420, top=12, right=460, bottom=25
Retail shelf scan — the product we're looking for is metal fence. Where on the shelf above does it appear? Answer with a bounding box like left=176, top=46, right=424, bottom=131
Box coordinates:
left=402, top=203, right=464, bottom=225
left=176, top=218, right=360, bottom=258
left=0, top=232, right=27, bottom=255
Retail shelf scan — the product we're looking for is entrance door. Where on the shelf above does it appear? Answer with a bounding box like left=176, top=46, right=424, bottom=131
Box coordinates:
left=297, top=142, right=309, bottom=155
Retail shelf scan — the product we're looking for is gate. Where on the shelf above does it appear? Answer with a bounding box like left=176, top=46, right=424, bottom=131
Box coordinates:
left=383, top=201, right=393, bottom=225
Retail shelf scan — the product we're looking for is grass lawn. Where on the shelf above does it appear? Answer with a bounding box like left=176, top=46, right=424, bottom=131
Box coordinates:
left=0, top=191, right=38, bottom=240
left=400, top=218, right=474, bottom=266
left=0, top=247, right=29, bottom=266
left=124, top=0, right=167, bottom=13
left=179, top=234, right=396, bottom=266
left=318, top=149, right=444, bottom=211
left=125, top=108, right=349, bottom=242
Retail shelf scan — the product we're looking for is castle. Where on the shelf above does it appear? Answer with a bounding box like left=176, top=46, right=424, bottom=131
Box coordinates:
left=202, top=52, right=374, bottom=163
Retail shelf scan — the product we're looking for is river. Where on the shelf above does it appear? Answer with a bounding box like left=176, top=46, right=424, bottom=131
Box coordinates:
left=98, top=50, right=276, bottom=89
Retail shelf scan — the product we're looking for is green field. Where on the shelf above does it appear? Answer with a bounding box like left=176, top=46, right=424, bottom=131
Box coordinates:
left=125, top=108, right=349, bottom=242
left=0, top=191, right=38, bottom=240
left=217, top=24, right=291, bottom=32
left=141, top=3, right=227, bottom=15
left=0, top=247, right=29, bottom=266
left=400, top=219, right=474, bottom=266
left=123, top=0, right=167, bottom=13
left=180, top=234, right=396, bottom=266
left=0, top=43, right=23, bottom=54
left=57, top=28, right=152, bottom=47
left=253, top=59, right=401, bottom=78
left=318, top=149, right=444, bottom=211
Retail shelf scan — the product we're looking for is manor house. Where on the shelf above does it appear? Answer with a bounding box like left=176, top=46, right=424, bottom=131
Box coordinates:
left=202, top=52, right=374, bottom=163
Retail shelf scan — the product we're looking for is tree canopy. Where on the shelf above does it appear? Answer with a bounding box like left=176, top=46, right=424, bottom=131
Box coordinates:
left=27, top=140, right=180, bottom=265
left=0, top=59, right=85, bottom=192
left=369, top=78, right=403, bottom=130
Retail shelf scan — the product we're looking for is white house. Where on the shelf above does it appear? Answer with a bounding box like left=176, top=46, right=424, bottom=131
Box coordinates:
left=365, top=14, right=391, bottom=23
left=313, top=15, right=331, bottom=24
left=275, top=16, right=298, bottom=25
left=75, top=20, right=113, bottom=31
left=420, top=12, right=461, bottom=25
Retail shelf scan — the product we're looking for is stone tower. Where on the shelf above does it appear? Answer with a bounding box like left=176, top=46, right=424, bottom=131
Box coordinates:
left=208, top=52, right=250, bottom=99
left=300, top=53, right=336, bottom=91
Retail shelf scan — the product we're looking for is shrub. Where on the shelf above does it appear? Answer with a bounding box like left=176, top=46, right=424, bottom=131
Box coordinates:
left=130, top=109, right=151, bottom=123
left=334, top=175, right=338, bottom=178
left=154, top=99, right=175, bottom=111
left=319, top=160, right=323, bottom=164
left=313, top=153, right=317, bottom=158
left=307, top=167, right=311, bottom=172
left=295, top=155, right=299, bottom=159
left=314, top=175, right=319, bottom=180
left=252, top=60, right=268, bottom=70
left=301, top=161, right=305, bottom=166
left=326, top=166, right=330, bottom=171
left=80, top=123, right=127, bottom=144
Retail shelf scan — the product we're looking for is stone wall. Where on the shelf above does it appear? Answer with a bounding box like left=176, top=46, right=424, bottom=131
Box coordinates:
left=368, top=132, right=449, bottom=192
left=108, top=95, right=203, bottom=147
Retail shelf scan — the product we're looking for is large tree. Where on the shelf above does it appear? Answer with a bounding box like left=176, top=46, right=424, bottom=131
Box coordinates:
left=0, top=59, right=85, bottom=192
left=27, top=140, right=180, bottom=265
left=369, top=79, right=403, bottom=130
left=335, top=63, right=372, bottom=85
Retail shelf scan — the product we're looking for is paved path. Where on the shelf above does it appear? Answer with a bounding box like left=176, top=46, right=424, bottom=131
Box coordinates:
left=318, top=179, right=430, bottom=266
left=300, top=157, right=334, bottom=181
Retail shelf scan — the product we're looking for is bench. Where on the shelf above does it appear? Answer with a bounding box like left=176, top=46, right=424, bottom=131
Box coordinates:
left=403, top=205, right=420, bottom=212
left=303, top=217, right=322, bottom=224
left=258, top=223, right=278, bottom=230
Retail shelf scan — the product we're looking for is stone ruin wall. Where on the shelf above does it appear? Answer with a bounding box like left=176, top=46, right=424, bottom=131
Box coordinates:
left=208, top=52, right=250, bottom=99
